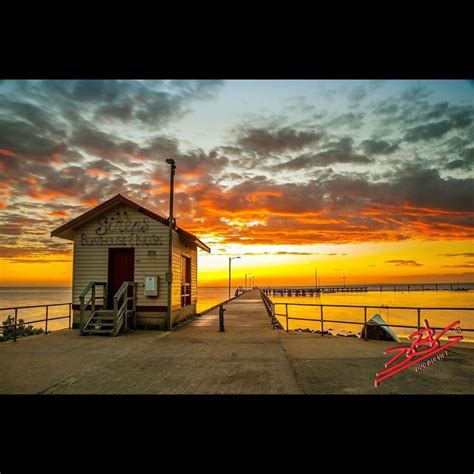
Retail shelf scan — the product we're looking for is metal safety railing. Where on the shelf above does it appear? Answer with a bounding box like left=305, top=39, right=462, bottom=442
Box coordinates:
left=260, top=289, right=281, bottom=329
left=0, top=303, right=72, bottom=342
left=270, top=302, right=474, bottom=339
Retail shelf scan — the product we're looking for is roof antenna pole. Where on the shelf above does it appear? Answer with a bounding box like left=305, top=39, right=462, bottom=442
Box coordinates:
left=166, top=158, right=176, bottom=331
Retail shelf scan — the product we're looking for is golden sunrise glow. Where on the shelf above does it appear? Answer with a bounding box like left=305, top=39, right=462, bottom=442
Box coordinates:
left=1, top=80, right=473, bottom=288
left=3, top=239, right=472, bottom=287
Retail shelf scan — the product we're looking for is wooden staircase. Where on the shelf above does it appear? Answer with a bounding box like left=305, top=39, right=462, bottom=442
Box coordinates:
left=79, top=281, right=138, bottom=336
left=82, top=310, right=117, bottom=335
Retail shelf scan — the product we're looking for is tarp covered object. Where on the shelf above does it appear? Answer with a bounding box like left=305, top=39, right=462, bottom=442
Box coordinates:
left=360, top=313, right=401, bottom=342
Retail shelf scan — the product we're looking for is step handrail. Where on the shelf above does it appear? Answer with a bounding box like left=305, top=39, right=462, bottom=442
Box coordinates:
left=113, top=281, right=138, bottom=335
left=79, top=281, right=107, bottom=334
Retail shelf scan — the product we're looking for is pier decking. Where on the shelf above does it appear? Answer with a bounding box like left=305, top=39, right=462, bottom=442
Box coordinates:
left=0, top=289, right=473, bottom=394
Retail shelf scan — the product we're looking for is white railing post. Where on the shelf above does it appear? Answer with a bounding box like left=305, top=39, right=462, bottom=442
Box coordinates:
left=91, top=285, right=96, bottom=314
left=113, top=294, right=118, bottom=334
left=79, top=296, right=84, bottom=333
left=133, top=283, right=137, bottom=329
left=124, top=283, right=128, bottom=332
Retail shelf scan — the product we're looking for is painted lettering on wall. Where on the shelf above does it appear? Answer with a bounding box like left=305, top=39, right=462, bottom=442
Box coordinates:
left=95, top=211, right=149, bottom=235
left=81, top=234, right=163, bottom=246
left=79, top=211, right=163, bottom=246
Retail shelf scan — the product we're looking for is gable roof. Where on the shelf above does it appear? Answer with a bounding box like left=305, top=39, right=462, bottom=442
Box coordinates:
left=50, top=193, right=211, bottom=253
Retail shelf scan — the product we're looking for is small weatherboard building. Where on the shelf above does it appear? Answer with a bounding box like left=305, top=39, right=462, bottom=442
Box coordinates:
left=51, top=193, right=210, bottom=335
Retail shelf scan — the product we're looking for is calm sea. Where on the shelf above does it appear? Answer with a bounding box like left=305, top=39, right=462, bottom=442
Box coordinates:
left=1, top=286, right=473, bottom=341
left=271, top=287, right=474, bottom=342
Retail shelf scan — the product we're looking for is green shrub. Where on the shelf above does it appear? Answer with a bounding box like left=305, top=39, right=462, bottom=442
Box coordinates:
left=0, top=315, right=44, bottom=342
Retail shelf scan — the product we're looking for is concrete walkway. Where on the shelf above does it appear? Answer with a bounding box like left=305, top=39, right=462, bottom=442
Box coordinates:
left=1, top=289, right=473, bottom=394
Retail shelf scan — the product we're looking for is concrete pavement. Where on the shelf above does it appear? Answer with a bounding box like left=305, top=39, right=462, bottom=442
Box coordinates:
left=0, top=289, right=473, bottom=394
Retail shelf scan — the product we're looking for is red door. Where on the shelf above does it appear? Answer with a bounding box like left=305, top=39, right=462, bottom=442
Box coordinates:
left=108, top=248, right=135, bottom=309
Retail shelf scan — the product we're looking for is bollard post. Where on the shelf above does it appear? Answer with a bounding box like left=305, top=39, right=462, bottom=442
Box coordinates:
left=320, top=306, right=324, bottom=336
left=285, top=304, right=289, bottom=332
left=219, top=305, right=225, bottom=332
left=45, top=305, right=49, bottom=334
left=13, top=308, right=18, bottom=342
left=364, top=306, right=367, bottom=341
left=417, top=308, right=421, bottom=331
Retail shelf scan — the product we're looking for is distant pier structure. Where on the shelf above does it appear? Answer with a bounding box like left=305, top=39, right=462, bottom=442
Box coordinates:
left=261, top=282, right=470, bottom=296
left=262, top=286, right=368, bottom=297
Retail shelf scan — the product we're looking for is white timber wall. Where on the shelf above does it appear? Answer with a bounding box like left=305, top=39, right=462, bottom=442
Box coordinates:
left=72, top=203, right=169, bottom=307
left=171, top=232, right=198, bottom=311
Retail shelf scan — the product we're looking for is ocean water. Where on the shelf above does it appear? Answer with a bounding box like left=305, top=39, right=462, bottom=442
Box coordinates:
left=1, top=286, right=472, bottom=342
left=270, top=289, right=474, bottom=342
left=0, top=286, right=240, bottom=333
left=196, top=287, right=241, bottom=313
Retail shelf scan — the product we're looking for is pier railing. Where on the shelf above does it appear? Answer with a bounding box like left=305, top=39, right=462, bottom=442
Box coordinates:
left=270, top=302, right=474, bottom=339
left=0, top=303, right=72, bottom=342
left=262, top=282, right=472, bottom=295
left=260, top=290, right=282, bottom=329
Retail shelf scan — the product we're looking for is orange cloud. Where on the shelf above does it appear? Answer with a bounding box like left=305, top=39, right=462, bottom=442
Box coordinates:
left=81, top=198, right=98, bottom=206
left=0, top=148, right=20, bottom=158
left=44, top=210, right=70, bottom=217
left=171, top=184, right=474, bottom=246
left=23, top=175, right=38, bottom=185
left=28, top=187, right=75, bottom=201
left=0, top=183, right=9, bottom=208
left=86, top=168, right=110, bottom=178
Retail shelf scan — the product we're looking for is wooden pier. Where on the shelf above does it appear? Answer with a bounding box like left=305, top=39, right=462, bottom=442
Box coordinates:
left=261, top=286, right=368, bottom=297
left=261, top=282, right=471, bottom=296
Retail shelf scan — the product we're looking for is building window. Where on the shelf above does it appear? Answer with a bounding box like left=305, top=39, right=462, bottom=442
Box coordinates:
left=181, top=255, right=191, bottom=307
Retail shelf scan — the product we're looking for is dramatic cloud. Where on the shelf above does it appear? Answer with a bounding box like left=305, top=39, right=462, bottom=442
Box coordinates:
left=403, top=105, right=474, bottom=142
left=237, top=127, right=323, bottom=155
left=361, top=139, right=399, bottom=155
left=441, top=263, right=474, bottom=268
left=385, top=260, right=424, bottom=267
left=444, top=147, right=474, bottom=171
left=0, top=80, right=473, bottom=263
left=274, top=152, right=371, bottom=170
left=404, top=121, right=454, bottom=142
left=439, top=253, right=474, bottom=257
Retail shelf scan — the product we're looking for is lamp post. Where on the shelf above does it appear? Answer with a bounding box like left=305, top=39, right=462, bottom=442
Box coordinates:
left=166, top=158, right=176, bottom=331
left=246, top=273, right=252, bottom=291
left=228, top=256, right=240, bottom=299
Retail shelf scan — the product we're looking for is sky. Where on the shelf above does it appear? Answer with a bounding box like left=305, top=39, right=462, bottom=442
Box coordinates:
left=0, top=79, right=473, bottom=287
